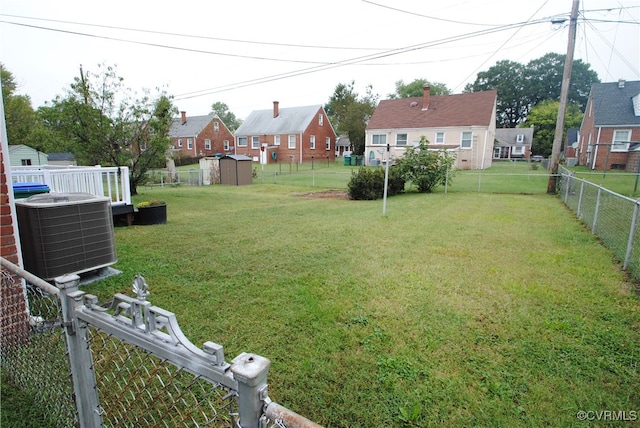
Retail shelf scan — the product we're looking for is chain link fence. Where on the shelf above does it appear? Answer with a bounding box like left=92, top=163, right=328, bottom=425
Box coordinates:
left=559, top=166, right=640, bottom=283
left=1, top=260, right=322, bottom=428
left=0, top=273, right=77, bottom=427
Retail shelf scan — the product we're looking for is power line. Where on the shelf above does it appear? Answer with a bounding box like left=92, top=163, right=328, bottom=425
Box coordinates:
left=0, top=21, right=341, bottom=65
left=174, top=19, right=552, bottom=100
left=0, top=13, right=388, bottom=51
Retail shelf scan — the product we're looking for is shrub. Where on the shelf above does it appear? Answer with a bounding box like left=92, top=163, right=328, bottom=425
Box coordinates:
left=395, top=137, right=456, bottom=193
left=347, top=166, right=405, bottom=200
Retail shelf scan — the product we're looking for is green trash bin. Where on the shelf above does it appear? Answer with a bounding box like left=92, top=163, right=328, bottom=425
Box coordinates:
left=344, top=156, right=351, bottom=166
left=13, top=182, right=50, bottom=199
left=350, top=155, right=357, bottom=166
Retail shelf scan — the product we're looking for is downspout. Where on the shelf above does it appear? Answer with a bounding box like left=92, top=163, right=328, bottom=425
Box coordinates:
left=299, top=132, right=303, bottom=164
left=481, top=129, right=488, bottom=169
left=592, top=127, right=601, bottom=169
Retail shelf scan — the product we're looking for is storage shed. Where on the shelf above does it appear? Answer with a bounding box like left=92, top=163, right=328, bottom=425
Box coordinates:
left=219, top=155, right=253, bottom=185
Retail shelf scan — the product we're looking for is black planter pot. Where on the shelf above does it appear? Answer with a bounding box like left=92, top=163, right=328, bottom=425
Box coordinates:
left=136, top=204, right=167, bottom=225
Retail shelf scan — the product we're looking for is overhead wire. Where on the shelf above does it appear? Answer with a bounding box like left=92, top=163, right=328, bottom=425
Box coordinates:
left=0, top=13, right=387, bottom=51
left=1, top=4, right=637, bottom=101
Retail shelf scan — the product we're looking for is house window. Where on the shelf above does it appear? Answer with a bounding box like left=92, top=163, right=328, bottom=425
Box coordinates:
left=224, top=140, right=230, bottom=150
left=396, top=134, right=407, bottom=146
left=310, top=135, right=316, bottom=149
left=325, top=137, right=331, bottom=150
left=516, top=134, right=524, bottom=143
left=435, top=132, right=445, bottom=144
left=275, top=135, right=280, bottom=146
left=205, top=139, right=211, bottom=150
left=178, top=139, right=183, bottom=148
left=21, top=159, right=32, bottom=166
left=318, top=114, right=323, bottom=126
left=512, top=146, right=525, bottom=155
left=612, top=130, right=631, bottom=151
left=461, top=132, right=472, bottom=148
left=372, top=134, right=386, bottom=145
left=214, top=121, right=219, bottom=131
left=252, top=136, right=260, bottom=149
left=288, top=135, right=296, bottom=149
left=187, top=138, right=193, bottom=150
left=238, top=137, right=248, bottom=147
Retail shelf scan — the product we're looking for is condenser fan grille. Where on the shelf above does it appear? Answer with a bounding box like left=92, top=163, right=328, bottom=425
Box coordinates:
left=16, top=193, right=117, bottom=280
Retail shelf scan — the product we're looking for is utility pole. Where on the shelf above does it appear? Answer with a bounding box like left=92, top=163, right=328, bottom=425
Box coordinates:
left=547, top=0, right=580, bottom=194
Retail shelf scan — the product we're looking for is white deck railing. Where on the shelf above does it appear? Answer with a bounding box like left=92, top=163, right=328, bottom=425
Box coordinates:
left=10, top=165, right=131, bottom=206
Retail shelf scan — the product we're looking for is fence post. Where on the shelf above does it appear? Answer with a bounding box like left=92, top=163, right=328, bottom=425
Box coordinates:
left=563, top=172, right=570, bottom=202
left=591, top=187, right=603, bottom=235
left=231, top=353, right=271, bottom=428
left=56, top=274, right=103, bottom=428
left=577, top=181, right=585, bottom=219
left=624, top=198, right=640, bottom=271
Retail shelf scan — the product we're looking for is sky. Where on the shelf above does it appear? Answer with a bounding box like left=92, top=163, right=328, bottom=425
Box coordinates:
left=1, top=0, right=638, bottom=120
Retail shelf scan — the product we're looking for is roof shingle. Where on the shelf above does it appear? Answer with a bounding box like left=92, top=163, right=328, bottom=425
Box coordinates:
left=366, top=90, right=497, bottom=130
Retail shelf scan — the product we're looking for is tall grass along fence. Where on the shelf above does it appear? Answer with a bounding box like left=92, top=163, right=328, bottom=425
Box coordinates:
left=559, top=166, right=640, bottom=283
left=0, top=257, right=321, bottom=428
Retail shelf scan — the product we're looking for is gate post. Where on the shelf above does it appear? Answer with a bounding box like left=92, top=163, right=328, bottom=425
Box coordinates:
left=231, top=352, right=271, bottom=428
left=56, top=274, right=103, bottom=428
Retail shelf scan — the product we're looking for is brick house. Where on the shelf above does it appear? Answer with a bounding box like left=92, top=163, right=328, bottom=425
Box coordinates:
left=577, top=80, right=640, bottom=171
left=1, top=113, right=30, bottom=349
left=233, top=102, right=337, bottom=164
left=365, top=87, right=497, bottom=169
left=169, top=112, right=234, bottom=158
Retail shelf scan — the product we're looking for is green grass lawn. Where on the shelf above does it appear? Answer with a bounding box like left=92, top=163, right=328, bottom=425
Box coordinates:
left=565, top=165, right=640, bottom=198
left=76, top=181, right=640, bottom=427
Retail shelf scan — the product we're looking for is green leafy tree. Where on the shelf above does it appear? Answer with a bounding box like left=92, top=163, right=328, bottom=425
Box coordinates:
left=387, top=78, right=451, bottom=99
left=41, top=64, right=176, bottom=195
left=1, top=63, right=38, bottom=148
left=465, top=53, right=599, bottom=126
left=526, top=53, right=599, bottom=112
left=325, top=81, right=378, bottom=155
left=210, top=101, right=242, bottom=132
left=395, top=137, right=456, bottom=193
left=522, top=100, right=583, bottom=157
left=464, top=59, right=529, bottom=127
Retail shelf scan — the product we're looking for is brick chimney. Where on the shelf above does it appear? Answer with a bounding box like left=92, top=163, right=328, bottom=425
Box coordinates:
left=273, top=101, right=279, bottom=118
left=181, top=111, right=187, bottom=125
left=422, top=86, right=430, bottom=111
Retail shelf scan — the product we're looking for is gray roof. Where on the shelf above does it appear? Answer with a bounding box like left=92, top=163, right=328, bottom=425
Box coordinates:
left=234, top=105, right=321, bottom=136
left=169, top=114, right=218, bottom=138
left=494, top=127, right=534, bottom=146
left=591, top=80, right=640, bottom=127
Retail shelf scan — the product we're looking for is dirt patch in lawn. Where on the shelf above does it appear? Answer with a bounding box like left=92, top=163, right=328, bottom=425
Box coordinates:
left=297, top=190, right=350, bottom=199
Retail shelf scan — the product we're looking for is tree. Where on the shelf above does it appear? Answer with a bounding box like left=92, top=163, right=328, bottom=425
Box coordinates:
left=464, top=60, right=529, bottom=127
left=41, top=64, right=176, bottom=195
left=395, top=137, right=456, bottom=193
left=1, top=63, right=38, bottom=148
left=522, top=100, right=583, bottom=157
left=210, top=101, right=242, bottom=132
left=465, top=53, right=599, bottom=127
left=387, top=78, right=451, bottom=99
left=526, top=53, right=598, bottom=112
left=324, top=81, right=378, bottom=155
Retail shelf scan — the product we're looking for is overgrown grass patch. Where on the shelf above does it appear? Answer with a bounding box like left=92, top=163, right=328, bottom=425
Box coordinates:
left=79, top=185, right=639, bottom=427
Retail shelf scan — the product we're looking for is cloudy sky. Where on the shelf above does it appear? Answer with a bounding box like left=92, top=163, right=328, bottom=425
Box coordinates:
left=1, top=0, right=638, bottom=119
